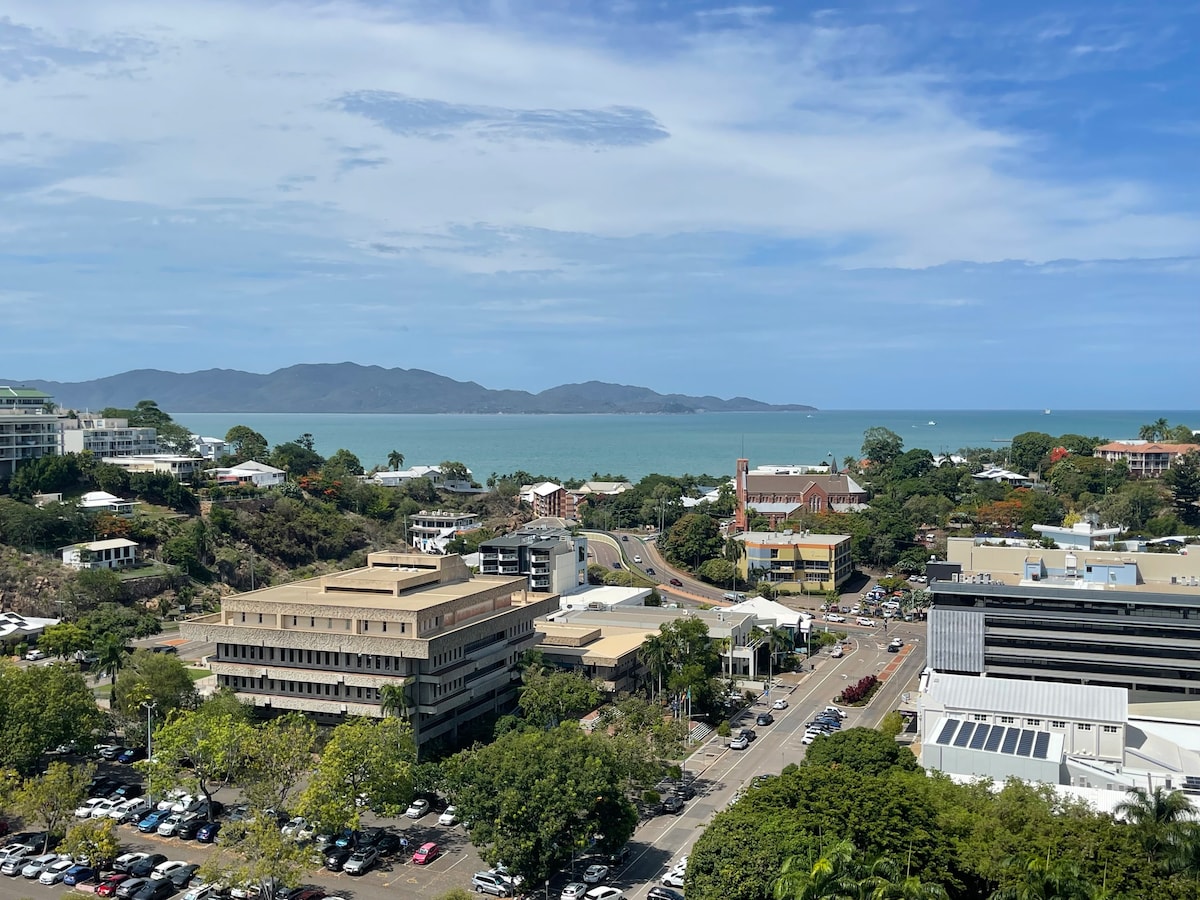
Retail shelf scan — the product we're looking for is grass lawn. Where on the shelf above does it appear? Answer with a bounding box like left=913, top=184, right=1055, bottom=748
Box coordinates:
left=186, top=667, right=210, bottom=682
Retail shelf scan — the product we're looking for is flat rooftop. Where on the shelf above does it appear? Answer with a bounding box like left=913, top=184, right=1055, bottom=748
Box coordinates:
left=737, top=531, right=850, bottom=545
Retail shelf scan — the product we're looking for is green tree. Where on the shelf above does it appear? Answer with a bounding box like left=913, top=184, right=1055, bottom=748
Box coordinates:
left=444, top=724, right=639, bottom=883
left=270, top=440, right=325, bottom=477
left=518, top=669, right=601, bottom=728
left=141, top=690, right=256, bottom=811
left=698, top=557, right=737, bottom=586
left=439, top=460, right=471, bottom=484
left=773, top=840, right=861, bottom=900
left=94, top=633, right=130, bottom=704
left=801, top=728, right=920, bottom=777
left=0, top=662, right=105, bottom=774
left=75, top=568, right=124, bottom=606
left=1009, top=432, right=1055, bottom=475
left=62, top=817, right=121, bottom=869
left=241, top=713, right=317, bottom=812
left=112, top=649, right=199, bottom=718
left=324, top=448, right=365, bottom=478
left=16, top=761, right=94, bottom=852
left=200, top=811, right=313, bottom=900
left=387, top=450, right=405, bottom=471
left=1162, top=451, right=1200, bottom=527
left=296, top=716, right=415, bottom=829
left=660, top=512, right=723, bottom=570
left=989, top=854, right=1097, bottom=900
left=1114, top=785, right=1193, bottom=864
left=638, top=633, right=672, bottom=699
left=36, top=622, right=91, bottom=659
left=862, top=427, right=904, bottom=468
left=224, top=426, right=269, bottom=462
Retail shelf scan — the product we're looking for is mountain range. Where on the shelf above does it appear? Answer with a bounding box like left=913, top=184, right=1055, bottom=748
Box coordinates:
left=6, top=364, right=815, bottom=415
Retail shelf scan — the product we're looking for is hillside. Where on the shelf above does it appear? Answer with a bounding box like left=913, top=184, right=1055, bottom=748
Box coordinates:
left=4, top=364, right=816, bottom=414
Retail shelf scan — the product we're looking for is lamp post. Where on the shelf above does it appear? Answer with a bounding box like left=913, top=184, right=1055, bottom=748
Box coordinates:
left=141, top=700, right=157, bottom=805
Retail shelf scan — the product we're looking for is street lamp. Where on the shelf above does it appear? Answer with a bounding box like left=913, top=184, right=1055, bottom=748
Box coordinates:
left=141, top=700, right=157, bottom=804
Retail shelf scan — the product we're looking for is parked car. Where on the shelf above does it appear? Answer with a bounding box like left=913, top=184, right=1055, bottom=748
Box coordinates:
left=138, top=810, right=172, bottom=833
left=157, top=813, right=189, bottom=837
left=168, top=865, right=201, bottom=889
left=438, top=806, right=459, bottom=826
left=582, top=864, right=609, bottom=884
left=176, top=818, right=207, bottom=841
left=39, top=858, right=77, bottom=885
left=856, top=617, right=876, bottom=627
left=99, top=745, right=126, bottom=761
left=75, top=798, right=108, bottom=819
left=661, top=870, right=686, bottom=888
left=114, top=853, right=150, bottom=875
left=19, top=853, right=63, bottom=879
left=195, top=822, right=221, bottom=844
left=648, top=889, right=684, bottom=900
left=374, top=832, right=401, bottom=856
left=585, top=889, right=623, bottom=900
left=740, top=728, right=757, bottom=742
left=117, top=748, right=146, bottom=765
left=133, top=878, right=176, bottom=900
left=333, top=828, right=359, bottom=849
left=96, top=873, right=132, bottom=896
left=561, top=882, right=588, bottom=900
left=128, top=854, right=168, bottom=879
left=343, top=848, right=378, bottom=875
left=116, top=878, right=151, bottom=899
left=182, top=883, right=219, bottom=900
left=411, top=842, right=439, bottom=865
left=151, top=860, right=189, bottom=881
left=324, top=849, right=352, bottom=872
left=111, top=798, right=151, bottom=823
left=830, top=646, right=843, bottom=658
left=662, top=795, right=685, bottom=815
left=756, top=712, right=774, bottom=726
left=471, top=872, right=514, bottom=896
left=281, top=817, right=313, bottom=841
left=729, top=735, right=749, bottom=750
left=405, top=798, right=430, bottom=819
left=772, top=698, right=788, bottom=709
left=2, top=854, right=35, bottom=877
left=64, top=864, right=97, bottom=885
left=825, top=613, right=845, bottom=623
left=824, top=706, right=847, bottom=719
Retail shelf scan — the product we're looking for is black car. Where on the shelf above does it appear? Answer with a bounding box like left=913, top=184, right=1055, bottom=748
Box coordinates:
left=374, top=832, right=401, bottom=856
left=648, top=889, right=684, bottom=900
left=132, top=878, right=175, bottom=900
left=357, top=828, right=383, bottom=849
left=324, top=848, right=352, bottom=872
left=176, top=818, right=206, bottom=840
left=116, top=878, right=150, bottom=899
left=756, top=712, right=774, bottom=727
left=109, top=784, right=143, bottom=801
left=739, top=728, right=757, bottom=743
left=99, top=745, right=126, bottom=761
left=169, top=865, right=201, bottom=889
left=674, top=783, right=696, bottom=800
left=128, top=855, right=167, bottom=879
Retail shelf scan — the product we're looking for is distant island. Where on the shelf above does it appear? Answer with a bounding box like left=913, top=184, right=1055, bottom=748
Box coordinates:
left=6, top=363, right=817, bottom=415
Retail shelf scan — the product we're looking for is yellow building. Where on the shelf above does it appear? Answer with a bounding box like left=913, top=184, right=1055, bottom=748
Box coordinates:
left=736, top=531, right=853, bottom=592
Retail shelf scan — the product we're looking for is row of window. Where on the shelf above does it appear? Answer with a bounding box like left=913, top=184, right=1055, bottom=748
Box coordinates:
left=970, top=713, right=1119, bottom=734
left=219, top=675, right=381, bottom=702
left=216, top=643, right=412, bottom=673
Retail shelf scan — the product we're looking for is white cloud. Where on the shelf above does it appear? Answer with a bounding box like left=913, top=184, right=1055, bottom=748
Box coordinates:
left=2, top=0, right=1196, bottom=277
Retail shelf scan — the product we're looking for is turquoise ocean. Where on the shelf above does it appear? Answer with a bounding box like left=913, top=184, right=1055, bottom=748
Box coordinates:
left=179, top=410, right=1200, bottom=483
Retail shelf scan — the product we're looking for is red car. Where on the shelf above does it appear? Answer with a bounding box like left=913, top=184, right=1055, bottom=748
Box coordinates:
left=669, top=578, right=683, bottom=587
left=412, top=842, right=439, bottom=865
left=97, top=874, right=131, bottom=897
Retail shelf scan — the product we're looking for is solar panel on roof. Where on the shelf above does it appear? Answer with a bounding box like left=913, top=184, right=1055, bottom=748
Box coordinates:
left=1000, top=728, right=1019, bottom=754
left=1016, top=730, right=1035, bottom=757
left=953, top=721, right=976, bottom=747
left=936, top=720, right=959, bottom=744
left=985, top=728, right=1004, bottom=752
left=970, top=724, right=990, bottom=750
left=1032, top=732, right=1051, bottom=760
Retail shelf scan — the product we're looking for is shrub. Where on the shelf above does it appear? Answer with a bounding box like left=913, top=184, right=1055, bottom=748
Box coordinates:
left=837, top=675, right=879, bottom=705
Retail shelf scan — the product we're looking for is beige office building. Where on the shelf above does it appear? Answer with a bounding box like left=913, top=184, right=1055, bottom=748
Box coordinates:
left=181, top=552, right=558, bottom=748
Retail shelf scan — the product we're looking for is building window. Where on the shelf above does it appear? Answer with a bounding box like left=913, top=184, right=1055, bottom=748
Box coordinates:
left=1078, top=723, right=1093, bottom=731
left=972, top=714, right=987, bottom=721
left=1102, top=725, right=1119, bottom=734
left=998, top=716, right=1014, bottom=724
left=1051, top=720, right=1066, bottom=728
left=1026, top=718, right=1040, bottom=726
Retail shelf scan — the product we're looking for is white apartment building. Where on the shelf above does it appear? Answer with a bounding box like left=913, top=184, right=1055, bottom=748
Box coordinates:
left=0, top=386, right=60, bottom=478
left=61, top=417, right=158, bottom=457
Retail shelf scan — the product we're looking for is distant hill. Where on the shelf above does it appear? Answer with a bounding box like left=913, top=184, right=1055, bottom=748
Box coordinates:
left=4, top=364, right=816, bottom=415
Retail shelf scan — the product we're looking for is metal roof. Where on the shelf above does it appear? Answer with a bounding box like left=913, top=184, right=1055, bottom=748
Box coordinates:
left=927, top=671, right=1127, bottom=723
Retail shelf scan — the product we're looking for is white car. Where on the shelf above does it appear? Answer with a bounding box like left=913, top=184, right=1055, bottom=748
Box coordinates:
left=825, top=613, right=845, bottom=623
left=158, top=813, right=188, bottom=836
left=21, top=853, right=63, bottom=879
left=39, top=859, right=76, bottom=885
left=110, top=797, right=150, bottom=821
left=830, top=646, right=843, bottom=658
left=75, top=797, right=107, bottom=819
left=772, top=698, right=788, bottom=710
left=661, top=869, right=686, bottom=888
left=801, top=733, right=821, bottom=745
left=856, top=617, right=876, bottom=627
left=585, top=888, right=623, bottom=900
left=438, top=806, right=459, bottom=826
left=561, top=883, right=588, bottom=900
left=633, top=555, right=642, bottom=564
left=582, top=864, right=609, bottom=884
left=824, top=706, right=847, bottom=719
left=280, top=817, right=312, bottom=840
left=728, top=735, right=749, bottom=751
left=90, top=798, right=121, bottom=818
left=157, top=790, right=187, bottom=811
left=24, top=649, right=46, bottom=661
left=152, top=861, right=190, bottom=881
left=114, top=852, right=150, bottom=873
left=405, top=799, right=430, bottom=819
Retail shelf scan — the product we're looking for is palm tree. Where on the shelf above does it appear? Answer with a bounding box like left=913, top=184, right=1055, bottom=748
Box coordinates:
left=864, top=856, right=949, bottom=900
left=387, top=450, right=405, bottom=471
left=638, top=634, right=671, bottom=700
left=723, top=537, right=746, bottom=590
left=773, top=840, right=861, bottom=900
left=1166, top=822, right=1200, bottom=879
left=1115, top=785, right=1193, bottom=863
left=988, top=855, right=1096, bottom=900
left=380, top=677, right=419, bottom=760
left=94, top=634, right=129, bottom=705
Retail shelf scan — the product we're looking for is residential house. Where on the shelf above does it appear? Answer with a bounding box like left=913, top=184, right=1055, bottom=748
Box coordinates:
left=369, top=464, right=480, bottom=492
left=62, top=538, right=139, bottom=570
left=1094, top=441, right=1200, bottom=478
left=408, top=510, right=482, bottom=555
left=193, top=435, right=230, bottom=460
left=78, top=490, right=137, bottom=517
left=102, top=454, right=203, bottom=480
left=179, top=552, right=558, bottom=749
left=208, top=460, right=287, bottom=487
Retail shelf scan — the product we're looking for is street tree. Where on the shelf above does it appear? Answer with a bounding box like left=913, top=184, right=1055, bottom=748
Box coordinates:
left=800, top=728, right=920, bottom=777
left=0, top=661, right=105, bottom=774
left=62, top=817, right=121, bottom=869
left=444, top=724, right=639, bottom=883
left=772, top=840, right=860, bottom=900
left=242, top=713, right=317, bottom=812
left=36, top=622, right=91, bottom=659
left=16, top=761, right=94, bottom=852
left=200, top=811, right=313, bottom=900
left=518, top=669, right=601, bottom=728
left=112, top=649, right=199, bottom=718
left=660, top=513, right=723, bottom=570
left=141, top=690, right=256, bottom=812
left=296, top=716, right=415, bottom=829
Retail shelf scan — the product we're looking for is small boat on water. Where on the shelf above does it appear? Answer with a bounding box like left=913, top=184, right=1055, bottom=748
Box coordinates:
left=1044, top=409, right=1051, bottom=415
left=928, top=420, right=936, bottom=426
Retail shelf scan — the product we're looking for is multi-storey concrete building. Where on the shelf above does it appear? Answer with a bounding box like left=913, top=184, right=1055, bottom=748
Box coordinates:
left=735, top=530, right=853, bottom=592
left=180, top=552, right=558, bottom=749
left=478, top=527, right=588, bottom=595
left=928, top=538, right=1200, bottom=697
left=1093, top=441, right=1200, bottom=478
left=61, top=417, right=158, bottom=457
left=102, top=454, right=203, bottom=480
left=0, top=387, right=60, bottom=478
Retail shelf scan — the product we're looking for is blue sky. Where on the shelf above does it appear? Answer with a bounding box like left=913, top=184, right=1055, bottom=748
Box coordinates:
left=2, top=0, right=1198, bottom=408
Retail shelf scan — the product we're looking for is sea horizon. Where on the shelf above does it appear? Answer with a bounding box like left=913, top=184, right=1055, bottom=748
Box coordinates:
left=177, top=409, right=1200, bottom=483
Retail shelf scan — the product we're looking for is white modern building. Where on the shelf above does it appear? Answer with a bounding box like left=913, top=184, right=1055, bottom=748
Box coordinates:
left=478, top=527, right=588, bottom=595
left=62, top=538, right=139, bottom=570
left=78, top=490, right=137, bottom=516
left=102, top=454, right=203, bottom=480
left=369, top=464, right=478, bottom=493
left=208, top=460, right=286, bottom=487
left=61, top=417, right=158, bottom=457
left=0, top=386, right=59, bottom=478
left=408, top=510, right=482, bottom=555
left=193, top=436, right=230, bottom=460
left=1031, top=521, right=1123, bottom=550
